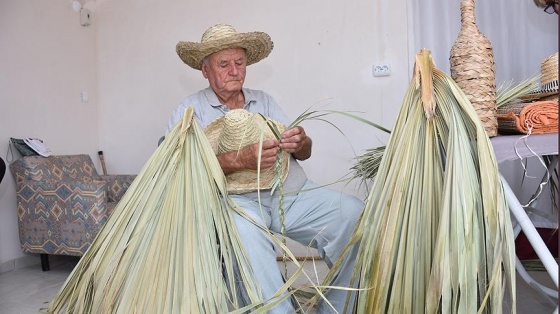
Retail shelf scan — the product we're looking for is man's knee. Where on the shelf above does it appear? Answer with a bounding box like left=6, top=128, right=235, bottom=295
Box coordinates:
left=340, top=194, right=364, bottom=224
left=232, top=212, right=267, bottom=238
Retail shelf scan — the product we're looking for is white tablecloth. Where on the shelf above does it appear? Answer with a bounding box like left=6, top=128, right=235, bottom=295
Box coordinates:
left=491, top=133, right=558, bottom=295
left=491, top=133, right=558, bottom=164
left=491, top=133, right=558, bottom=228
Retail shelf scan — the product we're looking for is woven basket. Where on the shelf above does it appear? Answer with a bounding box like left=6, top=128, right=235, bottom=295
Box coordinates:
left=450, top=0, right=498, bottom=137
left=541, top=52, right=558, bottom=86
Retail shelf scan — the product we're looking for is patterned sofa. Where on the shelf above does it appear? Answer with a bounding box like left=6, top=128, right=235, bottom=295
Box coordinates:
left=10, top=154, right=136, bottom=271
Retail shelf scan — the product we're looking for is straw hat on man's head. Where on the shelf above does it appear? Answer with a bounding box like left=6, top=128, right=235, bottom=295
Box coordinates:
left=176, top=23, right=274, bottom=70
left=204, top=109, right=289, bottom=194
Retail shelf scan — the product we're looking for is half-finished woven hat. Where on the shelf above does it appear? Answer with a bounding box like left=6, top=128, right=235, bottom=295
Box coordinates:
left=204, top=109, right=289, bottom=194
left=176, top=23, right=274, bottom=70
left=524, top=52, right=559, bottom=100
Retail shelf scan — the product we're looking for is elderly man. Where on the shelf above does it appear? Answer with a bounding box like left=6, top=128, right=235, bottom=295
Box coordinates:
left=167, top=23, right=364, bottom=313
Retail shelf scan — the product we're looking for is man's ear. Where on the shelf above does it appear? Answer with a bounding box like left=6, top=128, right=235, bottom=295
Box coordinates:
left=201, top=63, right=208, bottom=79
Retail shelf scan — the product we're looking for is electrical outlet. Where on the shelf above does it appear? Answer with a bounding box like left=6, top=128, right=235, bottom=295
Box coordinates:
left=373, top=64, right=391, bottom=77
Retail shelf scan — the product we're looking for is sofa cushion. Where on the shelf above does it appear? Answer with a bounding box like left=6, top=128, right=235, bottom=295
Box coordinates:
left=16, top=180, right=109, bottom=255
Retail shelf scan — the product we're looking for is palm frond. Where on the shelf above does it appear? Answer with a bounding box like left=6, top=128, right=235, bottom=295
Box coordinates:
left=496, top=75, right=540, bottom=107
left=353, top=74, right=543, bottom=184
left=349, top=146, right=386, bottom=182
left=45, top=108, right=266, bottom=313
left=327, top=48, right=516, bottom=314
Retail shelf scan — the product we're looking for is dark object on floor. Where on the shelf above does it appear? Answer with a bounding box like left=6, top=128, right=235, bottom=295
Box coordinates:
left=516, top=227, right=559, bottom=260
left=0, top=157, right=5, bottom=184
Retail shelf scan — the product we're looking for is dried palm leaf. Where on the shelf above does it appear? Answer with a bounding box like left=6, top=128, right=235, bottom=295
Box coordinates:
left=261, top=109, right=388, bottom=292
left=43, top=108, right=268, bottom=313
left=352, top=74, right=542, bottom=184
left=496, top=75, right=540, bottom=108
left=326, top=48, right=516, bottom=313
left=43, top=107, right=336, bottom=314
left=349, top=146, right=386, bottom=183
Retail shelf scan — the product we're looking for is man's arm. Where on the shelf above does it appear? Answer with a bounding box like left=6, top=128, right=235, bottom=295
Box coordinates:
left=216, top=125, right=312, bottom=175
left=216, top=139, right=280, bottom=175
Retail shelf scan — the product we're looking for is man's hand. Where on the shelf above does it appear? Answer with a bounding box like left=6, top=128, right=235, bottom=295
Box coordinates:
left=280, top=126, right=312, bottom=161
left=240, top=139, right=279, bottom=169
left=217, top=126, right=312, bottom=174
left=218, top=139, right=280, bottom=175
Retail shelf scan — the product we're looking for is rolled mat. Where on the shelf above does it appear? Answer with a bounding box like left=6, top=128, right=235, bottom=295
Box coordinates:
left=497, top=100, right=558, bottom=135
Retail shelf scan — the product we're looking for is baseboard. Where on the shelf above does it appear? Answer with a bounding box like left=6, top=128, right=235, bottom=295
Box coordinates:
left=0, top=255, right=40, bottom=274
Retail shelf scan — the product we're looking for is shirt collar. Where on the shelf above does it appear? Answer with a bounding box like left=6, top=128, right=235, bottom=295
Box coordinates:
left=204, top=87, right=256, bottom=110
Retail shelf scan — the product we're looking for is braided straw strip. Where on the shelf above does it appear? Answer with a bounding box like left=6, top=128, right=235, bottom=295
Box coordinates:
left=450, top=0, right=498, bottom=137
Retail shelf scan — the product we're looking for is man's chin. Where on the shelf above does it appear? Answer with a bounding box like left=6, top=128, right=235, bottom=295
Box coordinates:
left=225, top=82, right=243, bottom=91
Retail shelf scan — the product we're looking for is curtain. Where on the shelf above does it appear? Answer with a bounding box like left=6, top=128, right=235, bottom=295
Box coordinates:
left=407, top=0, right=558, bottom=84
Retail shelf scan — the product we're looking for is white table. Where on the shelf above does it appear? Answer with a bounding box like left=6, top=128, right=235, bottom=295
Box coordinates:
left=490, top=133, right=558, bottom=308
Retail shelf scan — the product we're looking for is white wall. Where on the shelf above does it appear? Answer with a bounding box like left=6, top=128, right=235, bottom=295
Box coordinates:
left=95, top=0, right=406, bottom=189
left=0, top=0, right=557, bottom=267
left=0, top=0, right=408, bottom=268
left=408, top=0, right=558, bottom=83
left=0, top=0, right=98, bottom=269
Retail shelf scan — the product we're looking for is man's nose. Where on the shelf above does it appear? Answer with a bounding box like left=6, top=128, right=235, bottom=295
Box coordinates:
left=228, top=64, right=239, bottom=75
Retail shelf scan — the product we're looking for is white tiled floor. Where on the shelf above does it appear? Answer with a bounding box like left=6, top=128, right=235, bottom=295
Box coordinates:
left=0, top=255, right=557, bottom=313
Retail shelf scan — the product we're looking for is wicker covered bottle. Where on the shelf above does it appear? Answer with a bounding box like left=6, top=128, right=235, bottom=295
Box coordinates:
left=450, top=0, right=497, bottom=137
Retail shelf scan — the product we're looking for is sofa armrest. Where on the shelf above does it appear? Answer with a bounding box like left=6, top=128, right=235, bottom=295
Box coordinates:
left=101, top=174, right=136, bottom=203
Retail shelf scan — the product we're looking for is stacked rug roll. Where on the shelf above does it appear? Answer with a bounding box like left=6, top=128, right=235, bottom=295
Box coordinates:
left=498, top=52, right=558, bottom=135
left=497, top=100, right=558, bottom=134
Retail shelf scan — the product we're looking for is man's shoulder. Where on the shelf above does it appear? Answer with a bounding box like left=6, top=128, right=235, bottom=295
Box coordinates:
left=166, top=88, right=212, bottom=133
left=180, top=88, right=211, bottom=104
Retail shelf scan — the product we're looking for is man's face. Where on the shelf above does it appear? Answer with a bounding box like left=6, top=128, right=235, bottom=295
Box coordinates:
left=202, top=48, right=247, bottom=95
